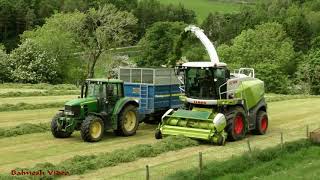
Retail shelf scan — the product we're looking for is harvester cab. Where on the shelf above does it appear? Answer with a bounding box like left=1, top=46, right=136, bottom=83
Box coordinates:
left=155, top=26, right=269, bottom=145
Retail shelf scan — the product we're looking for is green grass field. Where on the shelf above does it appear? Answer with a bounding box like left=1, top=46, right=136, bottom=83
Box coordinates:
left=0, top=98, right=318, bottom=179
left=0, top=84, right=319, bottom=179
left=167, top=140, right=320, bottom=180
left=159, top=0, right=246, bottom=22
left=78, top=98, right=320, bottom=180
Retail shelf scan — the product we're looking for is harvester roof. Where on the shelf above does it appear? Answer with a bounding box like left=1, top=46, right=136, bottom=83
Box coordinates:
left=182, top=62, right=227, bottom=68
left=86, top=78, right=123, bottom=83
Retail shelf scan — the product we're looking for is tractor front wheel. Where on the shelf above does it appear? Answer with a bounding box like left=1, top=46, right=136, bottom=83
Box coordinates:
left=253, top=111, right=268, bottom=135
left=51, top=112, right=73, bottom=138
left=114, top=105, right=139, bottom=136
left=81, top=115, right=104, bottom=142
left=226, top=106, right=247, bottom=141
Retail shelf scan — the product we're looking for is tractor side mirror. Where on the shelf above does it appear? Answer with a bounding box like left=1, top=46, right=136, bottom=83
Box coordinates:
left=80, top=85, right=84, bottom=98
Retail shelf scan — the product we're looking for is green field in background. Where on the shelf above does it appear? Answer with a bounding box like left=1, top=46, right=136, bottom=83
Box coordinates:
left=160, top=0, right=245, bottom=22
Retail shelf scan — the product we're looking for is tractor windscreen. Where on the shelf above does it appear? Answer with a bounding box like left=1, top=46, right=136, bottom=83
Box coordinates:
left=86, top=83, right=106, bottom=98
left=185, top=67, right=226, bottom=99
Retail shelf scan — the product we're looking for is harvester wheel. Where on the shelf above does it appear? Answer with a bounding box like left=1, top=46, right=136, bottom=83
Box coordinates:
left=81, top=115, right=104, bottom=142
left=226, top=106, right=246, bottom=141
left=51, top=112, right=73, bottom=138
left=253, top=111, right=268, bottom=135
left=155, top=129, right=162, bottom=139
left=115, top=105, right=139, bottom=136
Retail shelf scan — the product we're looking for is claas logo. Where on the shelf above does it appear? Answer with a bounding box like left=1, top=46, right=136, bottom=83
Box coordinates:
left=193, top=101, right=207, bottom=105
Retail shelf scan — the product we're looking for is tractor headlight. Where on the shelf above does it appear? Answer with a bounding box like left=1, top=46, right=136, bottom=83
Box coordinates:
left=64, top=110, right=74, bottom=116
left=64, top=105, right=81, bottom=116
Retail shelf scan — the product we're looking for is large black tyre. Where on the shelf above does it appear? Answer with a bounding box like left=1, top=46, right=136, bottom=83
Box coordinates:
left=253, top=111, right=268, bottom=135
left=51, top=112, right=73, bottom=138
left=155, top=129, right=162, bottom=139
left=114, top=105, right=139, bottom=136
left=225, top=106, right=247, bottom=141
left=80, top=115, right=104, bottom=142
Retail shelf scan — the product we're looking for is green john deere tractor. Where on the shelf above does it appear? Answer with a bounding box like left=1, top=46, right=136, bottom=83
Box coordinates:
left=155, top=26, right=269, bottom=145
left=51, top=79, right=139, bottom=142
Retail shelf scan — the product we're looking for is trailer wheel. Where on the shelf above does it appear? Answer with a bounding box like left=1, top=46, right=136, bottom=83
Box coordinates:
left=115, top=105, right=139, bottom=136
left=51, top=112, right=72, bottom=138
left=225, top=106, right=247, bottom=141
left=155, top=129, right=162, bottom=139
left=253, top=111, right=268, bottom=135
left=81, top=115, right=104, bottom=142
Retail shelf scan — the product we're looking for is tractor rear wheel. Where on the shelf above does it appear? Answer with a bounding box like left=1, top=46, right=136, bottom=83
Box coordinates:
left=253, top=111, right=268, bottom=135
left=81, top=115, right=104, bottom=142
left=114, top=105, right=139, bottom=136
left=51, top=112, right=73, bottom=138
left=225, top=106, right=247, bottom=141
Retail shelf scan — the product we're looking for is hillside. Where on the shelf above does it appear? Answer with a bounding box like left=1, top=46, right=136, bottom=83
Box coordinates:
left=159, top=0, right=249, bottom=22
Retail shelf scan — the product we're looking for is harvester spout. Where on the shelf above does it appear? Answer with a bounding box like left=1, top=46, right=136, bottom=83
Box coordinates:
left=184, top=25, right=220, bottom=64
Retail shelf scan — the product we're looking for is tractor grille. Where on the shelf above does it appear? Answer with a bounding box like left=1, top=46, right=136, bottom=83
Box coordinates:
left=64, top=105, right=81, bottom=117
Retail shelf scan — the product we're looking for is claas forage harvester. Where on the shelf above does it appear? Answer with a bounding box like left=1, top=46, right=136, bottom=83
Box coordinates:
left=155, top=26, right=269, bottom=145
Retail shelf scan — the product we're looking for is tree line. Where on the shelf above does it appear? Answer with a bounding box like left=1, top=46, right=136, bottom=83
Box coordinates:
left=0, top=0, right=319, bottom=95
left=137, top=0, right=320, bottom=95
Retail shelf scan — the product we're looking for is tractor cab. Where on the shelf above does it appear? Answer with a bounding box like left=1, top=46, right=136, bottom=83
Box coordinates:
left=178, top=62, right=230, bottom=100
left=81, top=79, right=124, bottom=113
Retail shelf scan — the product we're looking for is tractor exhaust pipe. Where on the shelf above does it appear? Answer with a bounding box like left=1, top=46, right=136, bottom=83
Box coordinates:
left=184, top=25, right=220, bottom=64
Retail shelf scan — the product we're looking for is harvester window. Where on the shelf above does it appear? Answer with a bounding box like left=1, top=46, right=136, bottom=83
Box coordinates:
left=186, top=68, right=215, bottom=99
left=185, top=67, right=228, bottom=99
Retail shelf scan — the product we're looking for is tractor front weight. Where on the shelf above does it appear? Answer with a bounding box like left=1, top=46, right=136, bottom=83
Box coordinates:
left=57, top=117, right=77, bottom=133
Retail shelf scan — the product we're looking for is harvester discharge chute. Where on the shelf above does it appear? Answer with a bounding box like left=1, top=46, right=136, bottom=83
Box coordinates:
left=155, top=26, right=269, bottom=145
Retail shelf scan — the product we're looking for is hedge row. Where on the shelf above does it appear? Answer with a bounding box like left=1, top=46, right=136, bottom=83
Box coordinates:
left=0, top=136, right=199, bottom=179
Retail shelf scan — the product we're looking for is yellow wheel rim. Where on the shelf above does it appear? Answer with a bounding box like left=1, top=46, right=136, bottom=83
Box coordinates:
left=124, top=111, right=136, bottom=132
left=90, top=121, right=102, bottom=139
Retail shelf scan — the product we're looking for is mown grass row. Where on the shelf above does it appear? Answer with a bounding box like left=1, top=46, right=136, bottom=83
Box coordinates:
left=0, top=136, right=198, bottom=180
left=0, top=83, right=78, bottom=90
left=0, top=90, right=79, bottom=98
left=265, top=94, right=320, bottom=102
left=0, top=123, right=50, bottom=138
left=167, top=139, right=318, bottom=180
left=0, top=102, right=64, bottom=112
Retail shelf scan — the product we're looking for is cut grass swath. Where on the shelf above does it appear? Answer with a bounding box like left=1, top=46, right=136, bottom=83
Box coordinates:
left=0, top=102, right=64, bottom=112
left=0, top=83, right=78, bottom=90
left=167, top=139, right=317, bottom=180
left=0, top=90, right=79, bottom=98
left=0, top=136, right=198, bottom=179
left=265, top=94, right=320, bottom=102
left=0, top=123, right=50, bottom=138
